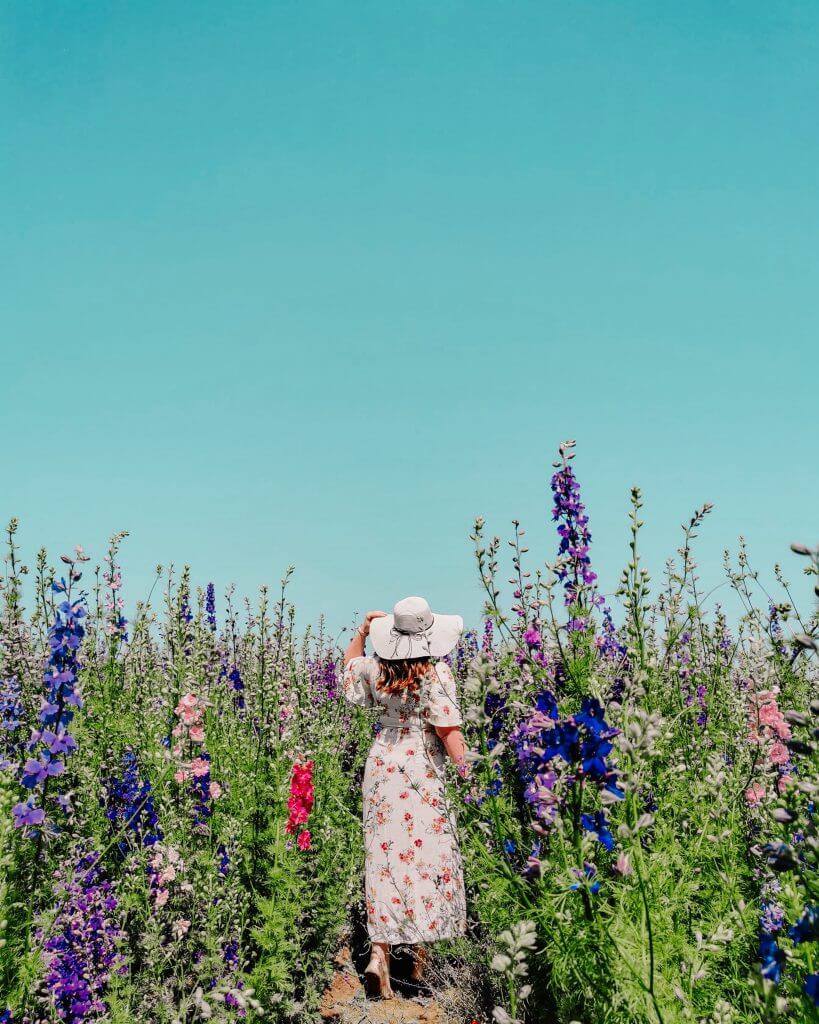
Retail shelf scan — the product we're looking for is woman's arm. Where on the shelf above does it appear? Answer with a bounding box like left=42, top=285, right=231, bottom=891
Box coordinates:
left=434, top=725, right=471, bottom=778
left=342, top=609, right=387, bottom=664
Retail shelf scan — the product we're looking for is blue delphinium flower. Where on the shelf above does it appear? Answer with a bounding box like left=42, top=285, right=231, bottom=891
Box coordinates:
left=102, top=749, right=163, bottom=857
left=511, top=693, right=624, bottom=825
left=14, top=587, right=86, bottom=833
left=581, top=810, right=615, bottom=851
left=205, top=583, right=217, bottom=630
left=805, top=974, right=819, bottom=1006
left=789, top=906, right=819, bottom=945
left=759, top=930, right=786, bottom=984
left=217, top=842, right=230, bottom=878
left=570, top=862, right=601, bottom=895
left=503, top=838, right=517, bottom=855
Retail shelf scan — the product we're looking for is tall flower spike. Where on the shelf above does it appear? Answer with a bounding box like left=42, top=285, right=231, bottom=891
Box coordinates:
left=14, top=588, right=87, bottom=834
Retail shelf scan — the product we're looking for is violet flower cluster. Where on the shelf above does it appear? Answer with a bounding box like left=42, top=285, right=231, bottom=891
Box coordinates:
left=36, top=849, right=126, bottom=1023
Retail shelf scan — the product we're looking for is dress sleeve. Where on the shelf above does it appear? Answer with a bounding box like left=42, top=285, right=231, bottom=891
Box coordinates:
left=421, top=661, right=464, bottom=728
left=342, top=656, right=375, bottom=708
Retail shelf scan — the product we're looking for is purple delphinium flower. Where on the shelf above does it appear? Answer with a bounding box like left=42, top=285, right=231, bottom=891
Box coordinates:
left=696, top=682, right=708, bottom=728
left=307, top=656, right=338, bottom=704
left=550, top=458, right=602, bottom=610
left=598, top=607, right=629, bottom=699
left=190, top=751, right=214, bottom=828
left=15, top=588, right=87, bottom=833
left=455, top=630, right=479, bottom=677
left=206, top=583, right=217, bottom=631
left=37, top=849, right=126, bottom=1023
left=101, top=749, right=163, bottom=857
left=760, top=901, right=785, bottom=934
left=0, top=676, right=25, bottom=771
left=219, top=661, right=246, bottom=712
left=481, top=618, right=495, bottom=658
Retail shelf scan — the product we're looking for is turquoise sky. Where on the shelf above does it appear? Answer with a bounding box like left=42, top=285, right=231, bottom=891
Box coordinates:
left=2, top=2, right=817, bottom=638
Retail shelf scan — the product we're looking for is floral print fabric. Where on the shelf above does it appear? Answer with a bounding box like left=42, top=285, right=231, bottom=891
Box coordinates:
left=342, top=655, right=468, bottom=944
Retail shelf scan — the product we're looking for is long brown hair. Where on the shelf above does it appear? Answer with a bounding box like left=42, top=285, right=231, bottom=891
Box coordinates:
left=375, top=656, right=434, bottom=696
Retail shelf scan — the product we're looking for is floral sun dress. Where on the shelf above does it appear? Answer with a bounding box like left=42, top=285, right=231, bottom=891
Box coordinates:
left=342, top=655, right=468, bottom=945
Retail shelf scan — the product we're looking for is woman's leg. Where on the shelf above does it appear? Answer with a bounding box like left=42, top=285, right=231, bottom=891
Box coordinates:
left=410, top=944, right=427, bottom=981
left=364, top=941, right=393, bottom=998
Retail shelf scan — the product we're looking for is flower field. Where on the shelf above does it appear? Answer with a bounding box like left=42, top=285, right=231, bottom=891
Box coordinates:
left=1, top=442, right=818, bottom=1024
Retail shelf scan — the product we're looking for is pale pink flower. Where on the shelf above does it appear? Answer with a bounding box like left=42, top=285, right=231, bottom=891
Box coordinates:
left=745, top=782, right=766, bottom=805
left=178, top=693, right=198, bottom=710
left=174, top=770, right=187, bottom=783
left=155, top=889, right=169, bottom=908
left=769, top=742, right=789, bottom=766
left=173, top=919, right=191, bottom=939
left=189, top=726, right=205, bottom=743
left=209, top=781, right=223, bottom=799
left=191, top=757, right=210, bottom=778
left=777, top=774, right=792, bottom=794
left=614, top=853, right=633, bottom=876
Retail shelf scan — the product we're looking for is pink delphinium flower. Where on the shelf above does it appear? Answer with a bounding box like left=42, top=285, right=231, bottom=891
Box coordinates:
left=614, top=852, right=633, bottom=876
left=769, top=742, right=789, bottom=766
left=745, top=782, right=766, bottom=805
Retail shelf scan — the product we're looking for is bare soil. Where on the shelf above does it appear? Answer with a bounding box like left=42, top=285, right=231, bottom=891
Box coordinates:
left=319, top=945, right=470, bottom=1024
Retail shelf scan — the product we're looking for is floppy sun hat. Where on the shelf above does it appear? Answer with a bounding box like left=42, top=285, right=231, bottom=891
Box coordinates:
left=368, top=596, right=464, bottom=661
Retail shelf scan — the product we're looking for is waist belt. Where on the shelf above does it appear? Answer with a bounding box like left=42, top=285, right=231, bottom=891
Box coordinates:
left=376, top=716, right=433, bottom=730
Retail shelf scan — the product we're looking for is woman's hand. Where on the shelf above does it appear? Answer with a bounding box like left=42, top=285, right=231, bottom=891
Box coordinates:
left=344, top=610, right=388, bottom=664
left=359, top=610, right=387, bottom=637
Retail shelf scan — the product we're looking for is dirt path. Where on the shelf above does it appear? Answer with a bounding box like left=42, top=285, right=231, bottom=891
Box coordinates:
left=319, top=946, right=468, bottom=1024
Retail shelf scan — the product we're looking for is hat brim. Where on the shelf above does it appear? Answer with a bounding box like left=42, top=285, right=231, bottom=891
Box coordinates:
left=368, top=612, right=464, bottom=661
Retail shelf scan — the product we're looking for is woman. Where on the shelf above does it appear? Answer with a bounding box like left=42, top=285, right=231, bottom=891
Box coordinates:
left=342, top=595, right=471, bottom=999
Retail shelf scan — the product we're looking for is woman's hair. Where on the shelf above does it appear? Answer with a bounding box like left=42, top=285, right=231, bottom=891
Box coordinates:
left=375, top=656, right=434, bottom=696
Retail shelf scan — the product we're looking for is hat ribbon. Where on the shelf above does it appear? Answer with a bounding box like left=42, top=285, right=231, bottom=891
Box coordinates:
left=386, top=620, right=434, bottom=659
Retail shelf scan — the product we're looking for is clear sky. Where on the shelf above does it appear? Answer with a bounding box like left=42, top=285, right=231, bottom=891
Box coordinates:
left=2, top=2, right=817, bottom=639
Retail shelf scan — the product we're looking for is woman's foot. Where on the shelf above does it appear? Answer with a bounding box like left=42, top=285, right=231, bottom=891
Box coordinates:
left=364, top=945, right=394, bottom=1000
